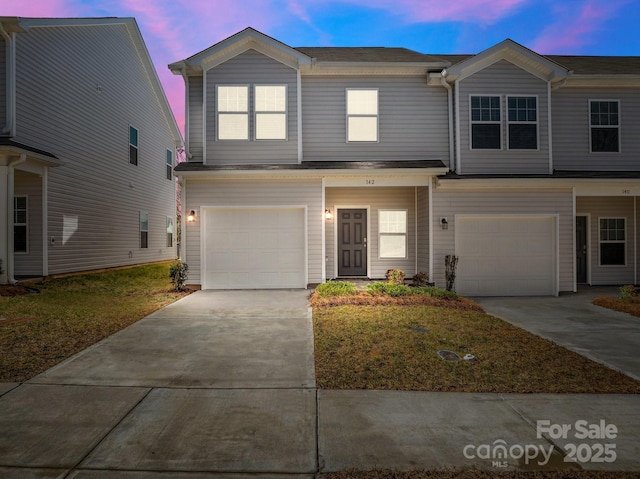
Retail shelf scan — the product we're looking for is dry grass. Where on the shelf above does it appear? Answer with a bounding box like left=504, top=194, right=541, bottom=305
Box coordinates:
left=310, top=290, right=483, bottom=311
left=313, top=304, right=640, bottom=393
left=593, top=296, right=640, bottom=318
left=320, top=470, right=640, bottom=479
left=0, top=263, right=190, bottom=382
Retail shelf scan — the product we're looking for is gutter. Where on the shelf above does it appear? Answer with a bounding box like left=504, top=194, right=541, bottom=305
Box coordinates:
left=7, top=153, right=27, bottom=284
left=0, top=24, right=15, bottom=135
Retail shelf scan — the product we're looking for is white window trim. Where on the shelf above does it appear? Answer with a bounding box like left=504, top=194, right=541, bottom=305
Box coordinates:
left=469, top=94, right=502, bottom=151
left=14, top=195, right=28, bottom=254
left=254, top=84, right=288, bottom=141
left=506, top=95, right=539, bottom=151
left=589, top=99, right=621, bottom=154
left=129, top=125, right=139, bottom=165
left=140, top=211, right=149, bottom=249
left=166, top=149, right=173, bottom=180
left=598, top=216, right=626, bottom=267
left=346, top=88, right=379, bottom=143
left=216, top=84, right=250, bottom=141
left=378, top=209, right=408, bottom=260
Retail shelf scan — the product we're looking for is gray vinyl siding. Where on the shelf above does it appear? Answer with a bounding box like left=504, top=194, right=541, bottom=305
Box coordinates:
left=576, top=196, right=636, bottom=285
left=184, top=178, right=322, bottom=286
left=552, top=88, right=640, bottom=171
left=416, top=186, right=429, bottom=276
left=432, top=188, right=574, bottom=292
left=0, top=36, right=5, bottom=129
left=188, top=76, right=203, bottom=160
left=14, top=170, right=43, bottom=276
left=205, top=50, right=298, bottom=164
left=302, top=76, right=450, bottom=165
left=458, top=60, right=550, bottom=174
left=14, top=24, right=177, bottom=275
left=325, top=187, right=417, bottom=279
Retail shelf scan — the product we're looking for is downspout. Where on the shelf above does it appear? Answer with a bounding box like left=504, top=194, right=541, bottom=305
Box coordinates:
left=7, top=153, right=27, bottom=284
left=180, top=67, right=193, bottom=159
left=440, top=71, right=454, bottom=172
left=0, top=24, right=16, bottom=136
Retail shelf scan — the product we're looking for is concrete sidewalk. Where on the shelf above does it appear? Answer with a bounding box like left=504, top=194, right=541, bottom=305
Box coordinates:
left=0, top=289, right=639, bottom=477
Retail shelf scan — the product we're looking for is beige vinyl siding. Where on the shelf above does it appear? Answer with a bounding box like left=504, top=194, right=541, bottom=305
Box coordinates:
left=576, top=196, right=636, bottom=285
left=416, top=186, right=429, bottom=275
left=14, top=170, right=43, bottom=276
left=188, top=76, right=203, bottom=160
left=325, top=187, right=417, bottom=279
left=205, top=49, right=298, bottom=165
left=0, top=36, right=5, bottom=129
left=184, top=178, right=322, bottom=286
left=432, top=188, right=574, bottom=292
left=14, top=24, right=177, bottom=275
left=302, top=76, right=450, bottom=165
left=458, top=60, right=550, bottom=174
left=552, top=88, right=640, bottom=171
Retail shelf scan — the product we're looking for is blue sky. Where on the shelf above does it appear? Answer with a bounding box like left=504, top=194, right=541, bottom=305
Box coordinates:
left=2, top=0, right=639, bottom=131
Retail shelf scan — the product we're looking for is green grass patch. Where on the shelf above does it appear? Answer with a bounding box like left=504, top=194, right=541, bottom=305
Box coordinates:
left=0, top=263, right=190, bottom=382
left=313, top=305, right=640, bottom=393
left=315, top=280, right=359, bottom=297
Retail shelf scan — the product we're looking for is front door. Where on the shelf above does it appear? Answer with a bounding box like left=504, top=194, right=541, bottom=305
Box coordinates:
left=338, top=209, right=367, bottom=276
left=576, top=216, right=588, bottom=284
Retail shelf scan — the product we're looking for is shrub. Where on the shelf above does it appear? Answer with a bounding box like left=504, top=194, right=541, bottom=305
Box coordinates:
left=385, top=269, right=405, bottom=285
left=367, top=281, right=412, bottom=297
left=410, top=271, right=430, bottom=287
left=619, top=285, right=639, bottom=302
left=411, top=286, right=459, bottom=299
left=315, top=281, right=358, bottom=297
left=169, top=259, right=189, bottom=291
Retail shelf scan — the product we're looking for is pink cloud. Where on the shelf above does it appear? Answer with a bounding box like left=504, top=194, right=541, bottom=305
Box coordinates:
left=0, top=0, right=77, bottom=17
left=531, top=0, right=630, bottom=53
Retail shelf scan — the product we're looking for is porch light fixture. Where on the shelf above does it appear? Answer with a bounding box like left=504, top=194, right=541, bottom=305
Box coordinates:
left=324, top=209, right=333, bottom=220
left=440, top=217, right=448, bottom=230
left=187, top=210, right=196, bottom=222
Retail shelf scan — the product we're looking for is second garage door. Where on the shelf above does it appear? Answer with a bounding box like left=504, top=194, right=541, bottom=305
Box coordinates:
left=203, top=207, right=306, bottom=289
left=455, top=216, right=557, bottom=296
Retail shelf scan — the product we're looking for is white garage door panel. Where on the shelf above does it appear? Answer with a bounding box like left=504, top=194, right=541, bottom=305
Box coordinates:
left=456, top=217, right=556, bottom=296
left=204, top=207, right=306, bottom=289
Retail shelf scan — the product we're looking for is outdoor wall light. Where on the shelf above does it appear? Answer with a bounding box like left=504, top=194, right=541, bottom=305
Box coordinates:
left=440, top=217, right=449, bottom=230
left=324, top=209, right=333, bottom=220
left=187, top=210, right=196, bottom=222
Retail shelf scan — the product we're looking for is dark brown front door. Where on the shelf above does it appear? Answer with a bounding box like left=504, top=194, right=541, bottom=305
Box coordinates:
left=576, top=216, right=588, bottom=283
left=338, top=209, right=367, bottom=276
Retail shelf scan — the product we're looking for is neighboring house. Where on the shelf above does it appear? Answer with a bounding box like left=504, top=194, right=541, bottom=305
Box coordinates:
left=170, top=28, right=640, bottom=296
left=0, top=17, right=182, bottom=284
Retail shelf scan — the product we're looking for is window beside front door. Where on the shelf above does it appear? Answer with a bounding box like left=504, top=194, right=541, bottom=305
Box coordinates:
left=599, top=217, right=625, bottom=266
left=379, top=209, right=407, bottom=259
left=14, top=196, right=28, bottom=253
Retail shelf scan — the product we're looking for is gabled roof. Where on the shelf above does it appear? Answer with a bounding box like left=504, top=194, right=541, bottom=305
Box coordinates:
left=13, top=17, right=182, bottom=146
left=442, top=38, right=570, bottom=83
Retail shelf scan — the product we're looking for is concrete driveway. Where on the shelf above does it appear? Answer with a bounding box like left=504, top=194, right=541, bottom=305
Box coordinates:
left=475, top=287, right=640, bottom=381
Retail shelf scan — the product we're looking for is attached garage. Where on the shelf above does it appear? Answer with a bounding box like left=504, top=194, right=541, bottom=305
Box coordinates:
left=202, top=207, right=307, bottom=289
left=455, top=215, right=557, bottom=296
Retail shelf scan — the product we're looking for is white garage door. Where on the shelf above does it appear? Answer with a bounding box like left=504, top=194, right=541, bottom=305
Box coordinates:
left=203, top=207, right=306, bottom=289
left=456, top=216, right=556, bottom=296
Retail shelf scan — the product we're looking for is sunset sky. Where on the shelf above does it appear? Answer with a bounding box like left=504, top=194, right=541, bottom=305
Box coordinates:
left=2, top=0, right=638, bottom=134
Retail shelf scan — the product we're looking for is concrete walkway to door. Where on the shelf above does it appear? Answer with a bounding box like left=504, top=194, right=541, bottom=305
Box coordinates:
left=476, top=286, right=640, bottom=381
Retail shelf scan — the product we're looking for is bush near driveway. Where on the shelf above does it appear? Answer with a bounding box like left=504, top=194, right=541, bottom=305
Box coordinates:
left=0, top=263, right=190, bottom=382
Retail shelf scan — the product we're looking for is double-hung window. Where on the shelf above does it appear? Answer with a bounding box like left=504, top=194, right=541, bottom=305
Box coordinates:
left=347, top=89, right=378, bottom=142
left=217, top=85, right=249, bottom=140
left=508, top=96, right=537, bottom=149
left=379, top=210, right=407, bottom=259
left=166, top=216, right=174, bottom=248
left=14, top=196, right=28, bottom=253
left=599, top=218, right=625, bottom=266
left=590, top=100, right=620, bottom=152
left=255, top=85, right=287, bottom=140
left=129, top=126, right=138, bottom=165
left=140, top=212, right=149, bottom=249
left=470, top=96, right=501, bottom=149
left=166, top=149, right=173, bottom=180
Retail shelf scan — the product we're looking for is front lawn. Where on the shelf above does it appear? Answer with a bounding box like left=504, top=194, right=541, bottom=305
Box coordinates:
left=0, top=263, right=190, bottom=382
left=313, top=302, right=640, bottom=393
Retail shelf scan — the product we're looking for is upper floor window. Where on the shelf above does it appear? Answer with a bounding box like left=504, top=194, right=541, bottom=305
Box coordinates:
left=217, top=85, right=249, bottom=140
left=129, top=126, right=138, bottom=165
left=508, top=96, right=537, bottom=150
left=255, top=85, right=287, bottom=140
left=470, top=96, right=501, bottom=149
left=347, top=89, right=378, bottom=142
left=166, top=149, right=173, bottom=180
left=14, top=196, right=28, bottom=253
left=590, top=100, right=619, bottom=153
left=599, top=218, right=625, bottom=265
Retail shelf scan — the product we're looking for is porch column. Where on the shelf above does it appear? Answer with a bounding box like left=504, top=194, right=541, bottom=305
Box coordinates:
left=0, top=164, right=8, bottom=284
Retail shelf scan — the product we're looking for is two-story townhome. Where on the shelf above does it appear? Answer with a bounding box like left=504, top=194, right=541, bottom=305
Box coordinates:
left=170, top=28, right=640, bottom=296
left=0, top=17, right=182, bottom=285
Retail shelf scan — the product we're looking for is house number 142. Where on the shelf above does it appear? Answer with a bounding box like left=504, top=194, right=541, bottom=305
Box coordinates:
left=366, top=179, right=375, bottom=185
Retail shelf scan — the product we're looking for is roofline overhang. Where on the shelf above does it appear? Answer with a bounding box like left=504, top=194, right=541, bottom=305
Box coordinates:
left=175, top=166, right=449, bottom=179
left=435, top=176, right=640, bottom=190
left=0, top=145, right=63, bottom=167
